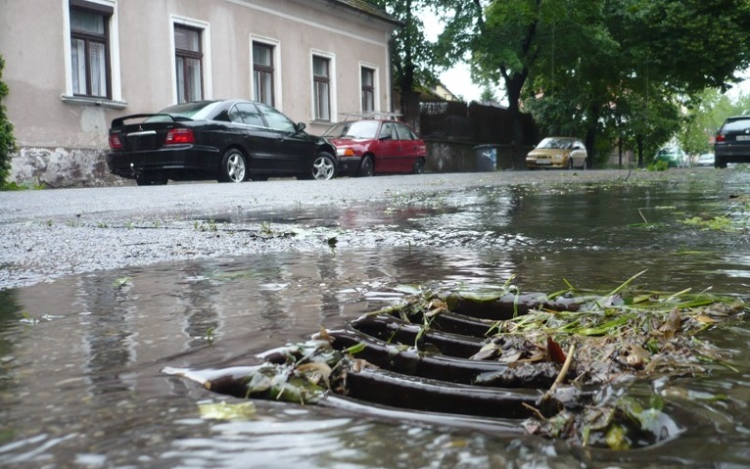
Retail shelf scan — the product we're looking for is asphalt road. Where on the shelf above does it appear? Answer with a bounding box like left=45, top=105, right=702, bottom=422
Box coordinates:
left=0, top=169, right=699, bottom=290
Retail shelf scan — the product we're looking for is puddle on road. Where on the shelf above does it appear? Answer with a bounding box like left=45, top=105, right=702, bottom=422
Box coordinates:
left=2, top=171, right=750, bottom=467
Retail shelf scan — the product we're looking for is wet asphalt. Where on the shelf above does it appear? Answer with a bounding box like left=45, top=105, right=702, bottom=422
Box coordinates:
left=0, top=169, right=705, bottom=290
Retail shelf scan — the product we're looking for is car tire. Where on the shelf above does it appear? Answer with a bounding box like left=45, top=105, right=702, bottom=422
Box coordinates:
left=359, top=155, right=374, bottom=177
left=219, top=148, right=247, bottom=183
left=309, top=152, right=337, bottom=180
left=135, top=174, right=167, bottom=186
left=715, top=156, right=727, bottom=169
left=567, top=158, right=574, bottom=170
left=412, top=158, right=425, bottom=174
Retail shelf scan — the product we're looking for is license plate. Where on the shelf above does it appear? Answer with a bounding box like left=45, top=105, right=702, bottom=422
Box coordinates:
left=535, top=160, right=551, bottom=165
left=736, top=135, right=750, bottom=141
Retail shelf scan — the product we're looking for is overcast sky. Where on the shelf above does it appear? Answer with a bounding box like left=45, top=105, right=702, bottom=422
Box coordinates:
left=422, top=12, right=486, bottom=103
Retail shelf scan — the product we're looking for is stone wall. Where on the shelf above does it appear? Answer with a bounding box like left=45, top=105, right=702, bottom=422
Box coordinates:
left=9, top=147, right=130, bottom=188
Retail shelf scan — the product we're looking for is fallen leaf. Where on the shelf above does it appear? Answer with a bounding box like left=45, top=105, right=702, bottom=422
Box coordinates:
left=547, top=337, right=567, bottom=364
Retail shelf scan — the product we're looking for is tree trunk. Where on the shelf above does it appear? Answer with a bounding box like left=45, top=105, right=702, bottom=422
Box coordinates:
left=636, top=135, right=644, bottom=168
left=505, top=74, right=527, bottom=168
left=584, top=104, right=600, bottom=169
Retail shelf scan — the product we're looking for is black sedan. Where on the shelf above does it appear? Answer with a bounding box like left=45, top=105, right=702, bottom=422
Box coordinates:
left=714, top=115, right=750, bottom=168
left=106, top=100, right=338, bottom=185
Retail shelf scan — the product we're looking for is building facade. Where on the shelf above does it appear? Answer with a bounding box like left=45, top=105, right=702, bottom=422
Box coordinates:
left=0, top=0, right=398, bottom=187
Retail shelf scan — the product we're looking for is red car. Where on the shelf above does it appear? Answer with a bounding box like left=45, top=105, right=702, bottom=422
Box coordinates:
left=323, top=118, right=427, bottom=176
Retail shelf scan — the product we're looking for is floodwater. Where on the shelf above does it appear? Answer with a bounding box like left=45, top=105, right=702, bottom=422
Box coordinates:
left=2, top=170, right=750, bottom=468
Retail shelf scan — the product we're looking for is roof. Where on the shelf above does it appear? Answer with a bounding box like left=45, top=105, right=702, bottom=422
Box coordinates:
left=324, top=0, right=401, bottom=26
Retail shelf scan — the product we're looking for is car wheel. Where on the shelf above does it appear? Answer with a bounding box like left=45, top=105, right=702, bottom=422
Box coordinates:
left=412, top=158, right=425, bottom=174
left=310, top=153, right=337, bottom=180
left=359, top=155, right=374, bottom=177
left=567, top=158, right=574, bottom=170
left=135, top=174, right=167, bottom=186
left=219, top=148, right=247, bottom=183
left=715, top=156, right=727, bottom=169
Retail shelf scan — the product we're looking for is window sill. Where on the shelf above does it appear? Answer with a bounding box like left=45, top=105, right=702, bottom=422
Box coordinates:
left=310, top=119, right=332, bottom=126
left=61, top=95, right=128, bottom=109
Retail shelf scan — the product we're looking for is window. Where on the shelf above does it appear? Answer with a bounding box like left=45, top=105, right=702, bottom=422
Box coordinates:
left=70, top=2, right=112, bottom=98
left=395, top=123, right=416, bottom=140
left=256, top=103, right=296, bottom=133
left=253, top=42, right=275, bottom=106
left=175, top=25, right=203, bottom=103
left=379, top=122, right=395, bottom=140
left=313, top=56, right=331, bottom=121
left=231, top=103, right=264, bottom=127
left=361, top=67, right=375, bottom=113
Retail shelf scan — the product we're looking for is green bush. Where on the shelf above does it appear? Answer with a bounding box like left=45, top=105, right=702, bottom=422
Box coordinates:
left=0, top=54, right=17, bottom=189
left=647, top=160, right=670, bottom=172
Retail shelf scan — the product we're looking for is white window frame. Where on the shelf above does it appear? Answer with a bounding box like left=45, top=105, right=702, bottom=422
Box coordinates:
left=359, top=62, right=379, bottom=114
left=249, top=36, right=282, bottom=111
left=310, top=50, right=337, bottom=123
left=170, top=16, right=212, bottom=104
left=61, top=0, right=125, bottom=108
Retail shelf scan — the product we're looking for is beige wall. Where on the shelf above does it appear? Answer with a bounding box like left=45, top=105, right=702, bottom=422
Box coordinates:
left=0, top=0, right=395, bottom=184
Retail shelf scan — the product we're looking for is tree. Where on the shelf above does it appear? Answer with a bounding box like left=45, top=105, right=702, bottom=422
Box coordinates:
left=372, top=0, right=437, bottom=122
left=435, top=0, right=750, bottom=168
left=479, top=87, right=496, bottom=103
left=0, top=54, right=16, bottom=187
left=527, top=0, right=750, bottom=166
left=678, top=90, right=732, bottom=156
left=435, top=0, right=610, bottom=165
left=435, top=0, right=536, bottom=158
left=678, top=89, right=750, bottom=156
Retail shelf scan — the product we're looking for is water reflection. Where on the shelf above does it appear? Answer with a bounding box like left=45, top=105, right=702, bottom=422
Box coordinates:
left=3, top=174, right=750, bottom=466
left=0, top=290, right=21, bottom=402
left=76, top=274, right=138, bottom=396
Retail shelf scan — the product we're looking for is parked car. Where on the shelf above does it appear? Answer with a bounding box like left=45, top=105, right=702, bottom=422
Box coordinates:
left=323, top=118, right=427, bottom=176
left=525, top=137, right=587, bottom=170
left=714, top=116, right=750, bottom=168
left=654, top=147, right=689, bottom=168
left=106, top=99, right=338, bottom=185
left=696, top=153, right=715, bottom=167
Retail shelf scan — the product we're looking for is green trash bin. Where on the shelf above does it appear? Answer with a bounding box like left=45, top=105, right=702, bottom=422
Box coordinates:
left=474, top=144, right=498, bottom=172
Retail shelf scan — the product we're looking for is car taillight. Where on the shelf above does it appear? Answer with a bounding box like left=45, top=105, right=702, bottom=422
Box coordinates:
left=165, top=128, right=195, bottom=145
left=715, top=134, right=726, bottom=143
left=108, top=134, right=123, bottom=150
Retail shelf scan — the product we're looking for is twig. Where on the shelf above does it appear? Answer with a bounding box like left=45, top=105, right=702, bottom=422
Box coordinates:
left=522, top=402, right=547, bottom=421
left=549, top=343, right=576, bottom=395
left=638, top=209, right=648, bottom=224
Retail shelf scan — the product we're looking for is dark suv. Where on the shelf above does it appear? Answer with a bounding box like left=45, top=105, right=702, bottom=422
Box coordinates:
left=714, top=116, right=750, bottom=168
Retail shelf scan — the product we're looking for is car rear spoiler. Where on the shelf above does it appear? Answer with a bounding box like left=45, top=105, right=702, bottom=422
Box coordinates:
left=111, top=113, right=181, bottom=128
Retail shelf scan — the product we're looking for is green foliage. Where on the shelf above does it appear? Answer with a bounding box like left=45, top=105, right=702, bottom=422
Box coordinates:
left=678, top=89, right=750, bottom=155
left=647, top=159, right=670, bottom=172
left=479, top=87, right=496, bottom=103
left=681, top=215, right=737, bottom=232
left=613, top=0, right=750, bottom=94
left=0, top=54, right=17, bottom=187
left=1, top=180, right=45, bottom=191
left=372, top=0, right=437, bottom=96
left=434, top=0, right=750, bottom=167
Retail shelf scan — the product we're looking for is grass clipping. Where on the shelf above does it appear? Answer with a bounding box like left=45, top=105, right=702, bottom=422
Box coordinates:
left=445, top=272, right=746, bottom=449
